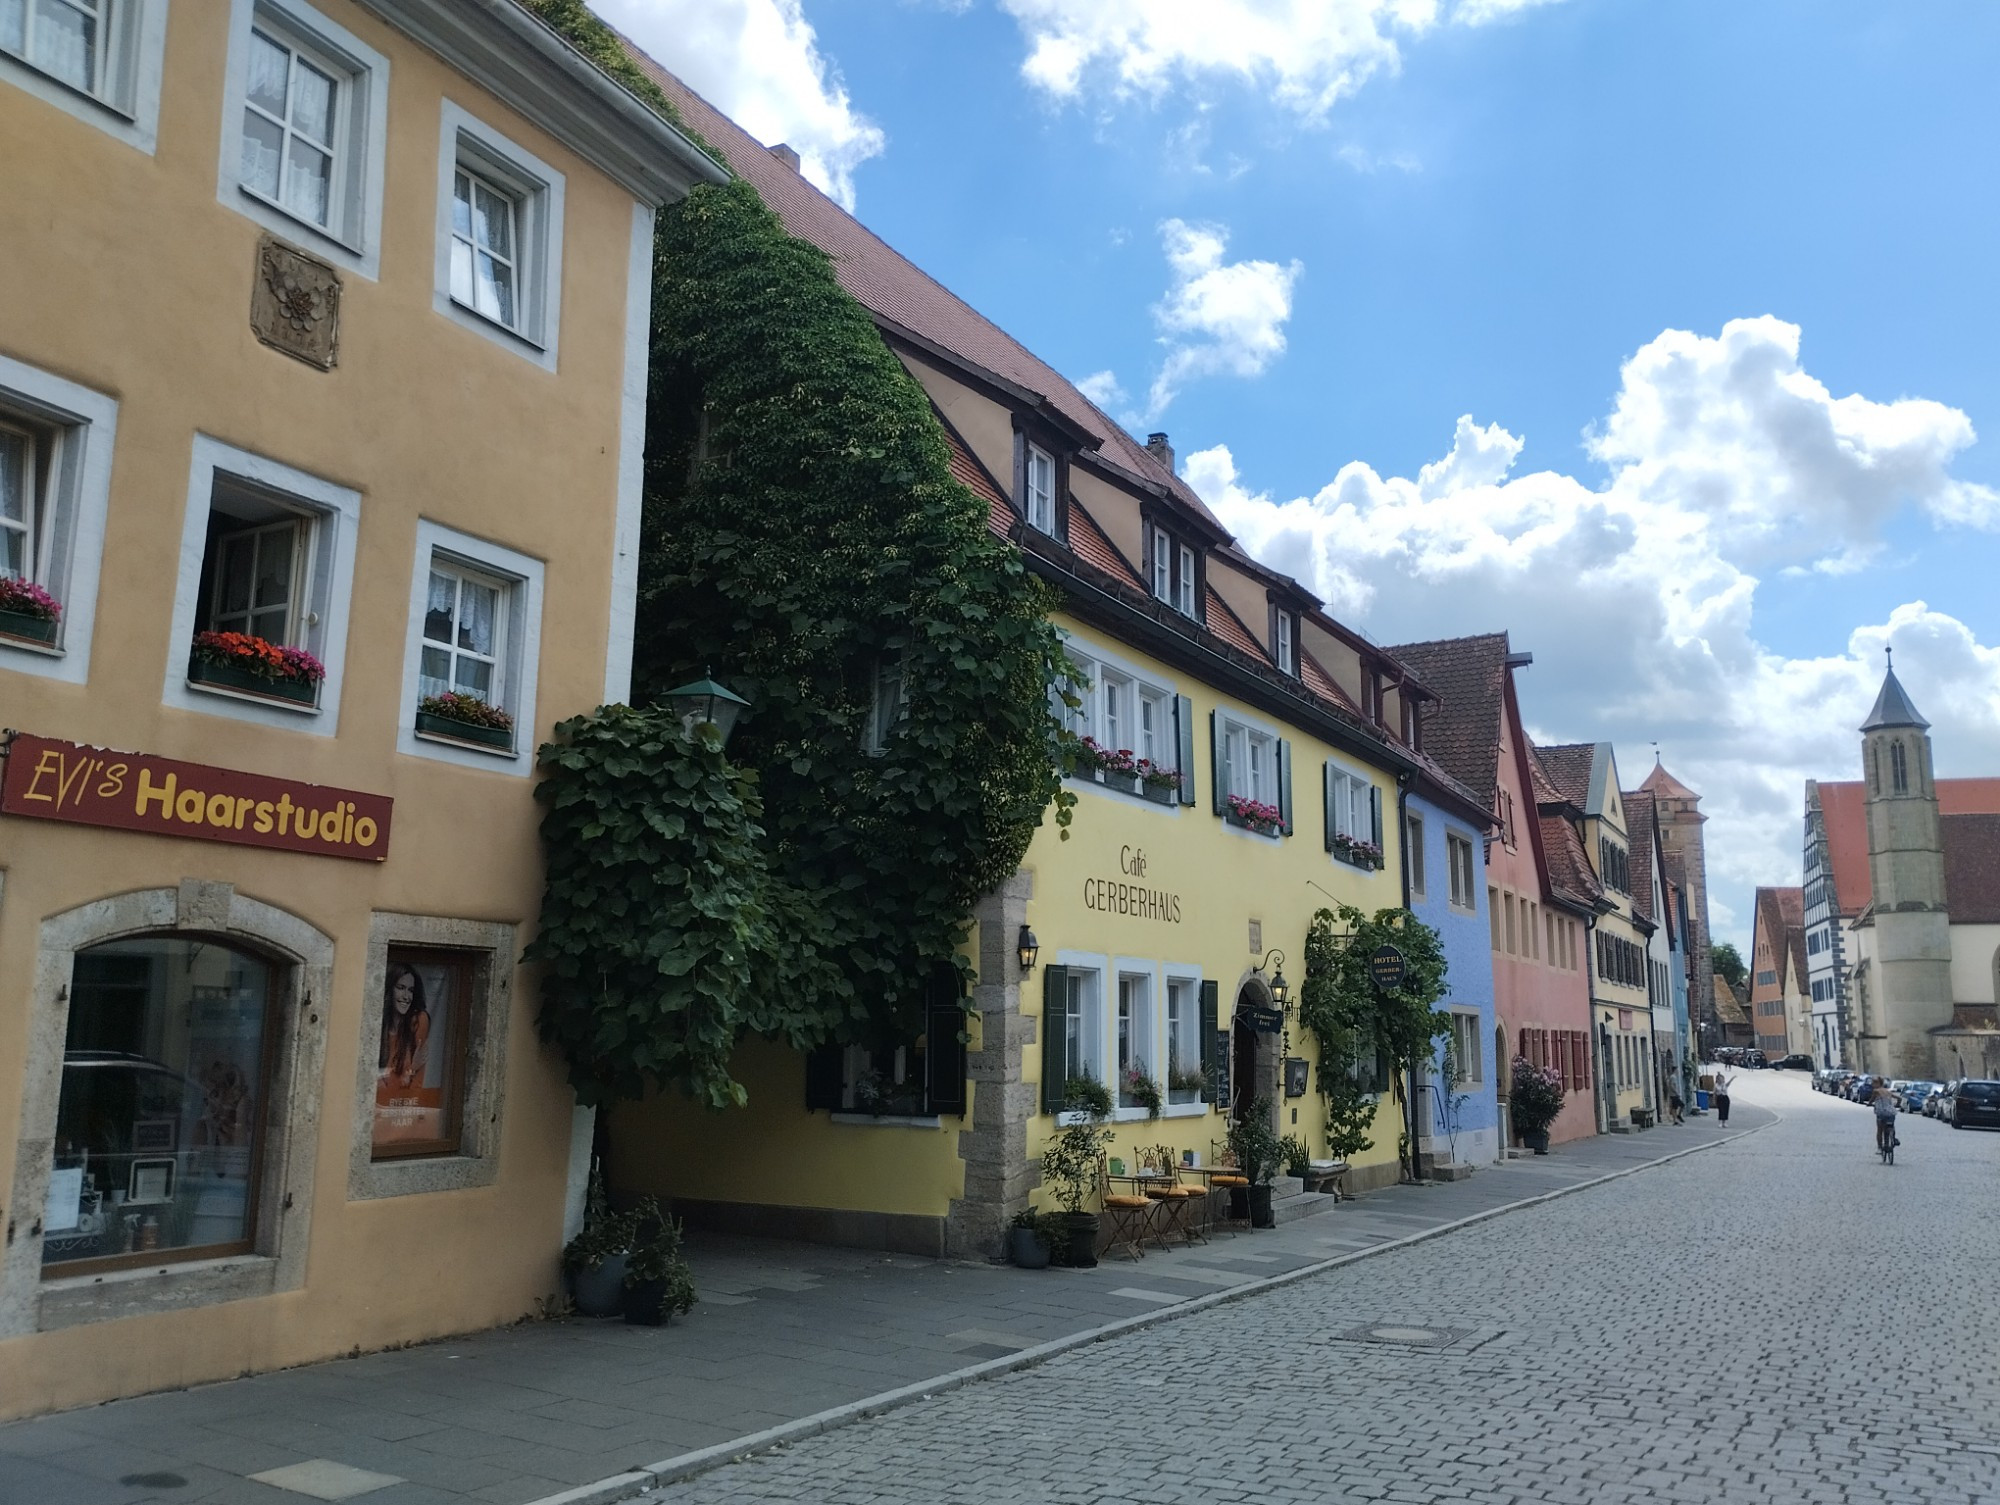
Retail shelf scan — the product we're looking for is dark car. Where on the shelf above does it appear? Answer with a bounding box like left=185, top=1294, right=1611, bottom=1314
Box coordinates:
left=1744, top=1049, right=1769, bottom=1069
left=1949, top=1079, right=2000, bottom=1129
left=1773, top=1053, right=1814, bottom=1071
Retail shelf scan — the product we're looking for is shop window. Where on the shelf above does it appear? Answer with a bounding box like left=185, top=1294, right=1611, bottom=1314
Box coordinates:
left=371, top=949, right=472, bottom=1160
left=43, top=936, right=279, bottom=1275
left=219, top=0, right=387, bottom=276
left=435, top=102, right=565, bottom=365
left=806, top=965, right=968, bottom=1120
left=1115, top=971, right=1154, bottom=1112
left=396, top=520, right=542, bottom=773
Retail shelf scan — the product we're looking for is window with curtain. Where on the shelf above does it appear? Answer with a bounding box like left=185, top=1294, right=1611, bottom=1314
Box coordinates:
left=2, top=0, right=103, bottom=95
left=241, top=26, right=344, bottom=229
left=450, top=166, right=523, bottom=330
left=421, top=560, right=505, bottom=706
left=0, top=418, right=40, bottom=582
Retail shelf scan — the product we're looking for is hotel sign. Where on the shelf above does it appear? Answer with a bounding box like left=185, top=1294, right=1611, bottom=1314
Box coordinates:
left=2, top=732, right=392, bottom=862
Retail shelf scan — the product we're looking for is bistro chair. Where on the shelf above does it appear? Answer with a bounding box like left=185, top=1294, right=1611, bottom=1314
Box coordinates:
left=1207, top=1143, right=1251, bottom=1235
left=1140, top=1146, right=1206, bottom=1247
left=1096, top=1152, right=1155, bottom=1260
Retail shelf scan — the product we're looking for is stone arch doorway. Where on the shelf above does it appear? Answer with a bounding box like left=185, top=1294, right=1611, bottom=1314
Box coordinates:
left=1228, top=978, right=1281, bottom=1131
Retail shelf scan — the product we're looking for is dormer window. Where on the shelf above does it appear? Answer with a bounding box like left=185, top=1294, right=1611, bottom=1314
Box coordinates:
left=1024, top=443, right=1056, bottom=534
left=1149, top=525, right=1201, bottom=621
left=1273, top=610, right=1296, bottom=677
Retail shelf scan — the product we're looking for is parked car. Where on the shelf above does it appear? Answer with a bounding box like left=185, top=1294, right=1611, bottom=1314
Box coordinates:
left=1948, top=1080, right=2000, bottom=1129
left=1772, top=1053, right=1814, bottom=1071
left=1744, top=1049, right=1769, bottom=1069
left=1847, top=1074, right=1884, bottom=1103
left=1932, top=1080, right=1961, bottom=1119
left=1899, top=1081, right=1941, bottom=1113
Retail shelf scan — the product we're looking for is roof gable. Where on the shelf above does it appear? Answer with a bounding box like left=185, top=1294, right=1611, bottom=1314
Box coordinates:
left=1383, top=633, right=1509, bottom=811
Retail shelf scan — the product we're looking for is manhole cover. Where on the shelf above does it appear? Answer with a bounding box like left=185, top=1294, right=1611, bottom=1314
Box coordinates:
left=1333, top=1321, right=1475, bottom=1348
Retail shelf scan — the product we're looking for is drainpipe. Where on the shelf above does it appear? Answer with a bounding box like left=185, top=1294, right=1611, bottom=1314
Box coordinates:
left=1584, top=913, right=1605, bottom=1134
left=1398, top=771, right=1423, bottom=1181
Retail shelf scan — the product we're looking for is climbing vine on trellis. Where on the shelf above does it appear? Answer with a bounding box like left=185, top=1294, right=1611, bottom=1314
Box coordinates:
left=1297, top=905, right=1452, bottom=1162
left=524, top=1, right=1071, bottom=1107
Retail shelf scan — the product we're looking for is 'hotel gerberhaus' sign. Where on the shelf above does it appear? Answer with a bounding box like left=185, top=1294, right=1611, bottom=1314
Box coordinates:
left=1, top=731, right=393, bottom=862
left=1082, top=844, right=1182, bottom=923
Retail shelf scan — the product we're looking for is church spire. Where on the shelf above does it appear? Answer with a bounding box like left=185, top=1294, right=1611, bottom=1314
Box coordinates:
left=1861, top=647, right=1929, bottom=732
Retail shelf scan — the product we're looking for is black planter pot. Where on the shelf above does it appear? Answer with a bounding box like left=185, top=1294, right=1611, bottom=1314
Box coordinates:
left=1008, top=1225, right=1052, bottom=1269
left=1521, top=1127, right=1551, bottom=1155
left=187, top=655, right=318, bottom=706
left=567, top=1253, right=628, bottom=1317
left=1057, top=1211, right=1099, bottom=1267
left=622, top=1277, right=672, bottom=1326
left=414, top=710, right=513, bottom=750
left=0, top=609, right=58, bottom=646
left=1248, top=1184, right=1276, bottom=1228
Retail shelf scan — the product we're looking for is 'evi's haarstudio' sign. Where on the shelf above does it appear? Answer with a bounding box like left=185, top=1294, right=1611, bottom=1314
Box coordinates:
left=1, top=732, right=393, bottom=861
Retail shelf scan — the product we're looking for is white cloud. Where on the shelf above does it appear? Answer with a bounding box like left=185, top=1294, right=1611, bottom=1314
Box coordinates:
left=1076, top=369, right=1129, bottom=409
left=1184, top=317, right=2000, bottom=949
left=589, top=0, right=885, bottom=210
left=1147, top=219, right=1303, bottom=418
left=994, top=0, right=1570, bottom=117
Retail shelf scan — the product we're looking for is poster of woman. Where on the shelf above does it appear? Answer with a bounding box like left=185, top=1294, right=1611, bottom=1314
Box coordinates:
left=372, top=954, right=458, bottom=1152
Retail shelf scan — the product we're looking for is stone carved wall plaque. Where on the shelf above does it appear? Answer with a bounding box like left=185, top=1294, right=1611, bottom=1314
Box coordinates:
left=251, top=237, right=341, bottom=370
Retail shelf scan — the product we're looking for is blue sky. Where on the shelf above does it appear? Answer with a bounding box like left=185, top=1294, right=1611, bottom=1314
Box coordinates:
left=601, top=0, right=2000, bottom=942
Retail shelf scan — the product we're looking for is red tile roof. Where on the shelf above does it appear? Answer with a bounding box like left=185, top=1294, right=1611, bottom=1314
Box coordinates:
left=1944, top=814, right=2000, bottom=925
left=623, top=47, right=1229, bottom=539
left=1535, top=743, right=1597, bottom=811
left=1541, top=813, right=1605, bottom=912
left=941, top=425, right=1014, bottom=540
left=1817, top=778, right=2000, bottom=916
left=1640, top=761, right=1698, bottom=802
left=1625, top=788, right=1658, bottom=924
left=1384, top=633, right=1508, bottom=812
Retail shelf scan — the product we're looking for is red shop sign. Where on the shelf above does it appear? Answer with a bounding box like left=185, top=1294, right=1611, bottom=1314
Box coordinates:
left=2, top=731, right=392, bottom=862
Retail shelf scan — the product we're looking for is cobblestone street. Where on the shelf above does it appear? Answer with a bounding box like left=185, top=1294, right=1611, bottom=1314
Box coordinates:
left=659, top=1073, right=2000, bottom=1505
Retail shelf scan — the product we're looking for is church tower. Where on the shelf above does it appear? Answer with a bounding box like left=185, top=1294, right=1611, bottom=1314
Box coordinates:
left=1640, top=758, right=1712, bottom=1044
left=1859, top=650, right=1953, bottom=1077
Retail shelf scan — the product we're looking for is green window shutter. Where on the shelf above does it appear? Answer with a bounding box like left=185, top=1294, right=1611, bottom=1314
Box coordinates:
left=1210, top=711, right=1228, bottom=814
left=1041, top=965, right=1070, bottom=1114
left=1175, top=693, right=1196, bottom=806
left=1323, top=762, right=1338, bottom=853
left=1199, top=980, right=1220, bottom=1103
left=924, top=966, right=969, bottom=1117
left=804, top=1043, right=842, bottom=1112
left=1278, top=739, right=1294, bottom=837
left=1370, top=784, right=1384, bottom=849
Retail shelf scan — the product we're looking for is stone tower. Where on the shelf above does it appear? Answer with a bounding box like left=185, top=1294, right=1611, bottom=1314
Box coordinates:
left=1859, top=651, right=1953, bottom=1077
left=1640, top=759, right=1712, bottom=1042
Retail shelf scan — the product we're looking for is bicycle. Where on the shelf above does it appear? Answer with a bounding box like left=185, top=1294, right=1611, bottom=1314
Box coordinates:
left=1877, top=1117, right=1897, bottom=1165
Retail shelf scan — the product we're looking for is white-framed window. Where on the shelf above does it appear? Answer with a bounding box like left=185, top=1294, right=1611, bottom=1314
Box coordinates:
left=1138, top=688, right=1167, bottom=767
left=0, top=355, right=116, bottom=680
left=163, top=436, right=358, bottom=735
left=1406, top=812, right=1426, bottom=898
left=1115, top=968, right=1154, bottom=1114
left=1150, top=527, right=1200, bottom=620
left=218, top=0, right=388, bottom=277
left=1325, top=758, right=1379, bottom=865
left=1274, top=610, right=1296, bottom=676
left=1165, top=972, right=1202, bottom=1107
left=1062, top=638, right=1184, bottom=798
left=1177, top=543, right=1197, bottom=617
left=396, top=520, right=543, bottom=775
left=434, top=102, right=566, bottom=365
left=0, top=0, right=164, bottom=151
left=1057, top=959, right=1103, bottom=1096
left=1447, top=831, right=1477, bottom=909
left=1448, top=1011, right=1482, bottom=1086
left=1024, top=442, right=1056, bottom=534
left=1222, top=718, right=1276, bottom=804
left=1151, top=528, right=1171, bottom=601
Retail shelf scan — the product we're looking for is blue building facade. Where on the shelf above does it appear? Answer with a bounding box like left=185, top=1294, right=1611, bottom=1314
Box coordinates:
left=1403, top=788, right=1501, bottom=1169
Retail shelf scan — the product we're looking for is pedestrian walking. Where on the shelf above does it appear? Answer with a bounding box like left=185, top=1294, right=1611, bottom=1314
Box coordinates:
left=1668, top=1090, right=1685, bottom=1125
left=1714, top=1073, right=1732, bottom=1124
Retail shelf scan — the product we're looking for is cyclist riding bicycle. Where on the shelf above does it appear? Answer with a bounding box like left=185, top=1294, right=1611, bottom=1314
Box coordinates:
left=1872, top=1083, right=1900, bottom=1155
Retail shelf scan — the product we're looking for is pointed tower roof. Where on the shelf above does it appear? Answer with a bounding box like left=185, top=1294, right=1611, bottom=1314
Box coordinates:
left=1640, top=758, right=1699, bottom=802
left=1861, top=649, right=1929, bottom=732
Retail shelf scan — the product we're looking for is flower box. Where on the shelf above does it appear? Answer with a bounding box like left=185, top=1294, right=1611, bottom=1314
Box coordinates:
left=1331, top=836, right=1385, bottom=870
left=0, top=608, right=58, bottom=646
left=1225, top=794, right=1285, bottom=837
left=415, top=711, right=513, bottom=750
left=187, top=654, right=319, bottom=706
left=1226, top=810, right=1283, bottom=837
left=1140, top=778, right=1179, bottom=807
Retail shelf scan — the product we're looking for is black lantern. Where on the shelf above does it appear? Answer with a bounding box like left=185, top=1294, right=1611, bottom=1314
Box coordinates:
left=661, top=672, right=749, bottom=746
left=1017, top=925, right=1039, bottom=972
left=1258, top=948, right=1289, bottom=1008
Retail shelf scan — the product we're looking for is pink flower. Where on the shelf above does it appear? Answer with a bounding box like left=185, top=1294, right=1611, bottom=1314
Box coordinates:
left=0, top=577, right=61, bottom=621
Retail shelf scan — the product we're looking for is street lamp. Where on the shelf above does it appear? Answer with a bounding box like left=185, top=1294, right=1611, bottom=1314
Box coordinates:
left=661, top=671, right=749, bottom=746
left=1256, top=949, right=1289, bottom=1008
left=1017, top=925, right=1040, bottom=972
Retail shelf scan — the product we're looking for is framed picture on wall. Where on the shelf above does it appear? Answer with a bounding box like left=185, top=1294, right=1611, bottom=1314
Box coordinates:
left=128, top=1158, right=176, bottom=1205
left=1284, top=1057, right=1310, bottom=1099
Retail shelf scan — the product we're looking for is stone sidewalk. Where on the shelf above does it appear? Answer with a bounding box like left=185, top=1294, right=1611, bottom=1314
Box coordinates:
left=0, top=1102, right=1772, bottom=1505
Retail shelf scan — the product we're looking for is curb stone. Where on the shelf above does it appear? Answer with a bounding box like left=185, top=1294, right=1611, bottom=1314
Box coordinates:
left=526, top=1115, right=1774, bottom=1505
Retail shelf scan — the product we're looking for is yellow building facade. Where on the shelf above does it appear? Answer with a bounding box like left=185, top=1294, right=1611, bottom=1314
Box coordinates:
left=0, top=0, right=721, bottom=1417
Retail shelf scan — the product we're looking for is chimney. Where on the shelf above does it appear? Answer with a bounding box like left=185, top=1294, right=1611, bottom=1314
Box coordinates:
left=768, top=143, right=801, bottom=171
left=1146, top=432, right=1175, bottom=474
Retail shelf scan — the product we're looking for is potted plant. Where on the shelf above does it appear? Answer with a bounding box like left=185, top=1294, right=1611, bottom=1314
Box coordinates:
left=1331, top=832, right=1384, bottom=869
left=0, top=577, right=60, bottom=646
left=1120, top=1063, right=1163, bottom=1119
left=621, top=1198, right=696, bottom=1326
left=187, top=630, right=325, bottom=706
left=1039, top=1075, right=1113, bottom=1266
left=1166, top=1059, right=1206, bottom=1106
left=1279, top=1133, right=1313, bottom=1180
left=1225, top=793, right=1285, bottom=836
left=1007, top=1208, right=1068, bottom=1268
left=415, top=690, right=515, bottom=750
left=1510, top=1056, right=1565, bottom=1155
left=560, top=1169, right=631, bottom=1317
left=1226, top=1097, right=1285, bottom=1227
